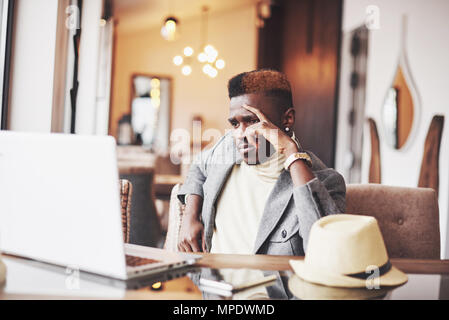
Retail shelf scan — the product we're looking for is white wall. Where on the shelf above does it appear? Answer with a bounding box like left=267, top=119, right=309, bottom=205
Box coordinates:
left=75, top=0, right=103, bottom=134
left=341, top=0, right=449, bottom=258
left=8, top=0, right=59, bottom=132
left=8, top=0, right=108, bottom=135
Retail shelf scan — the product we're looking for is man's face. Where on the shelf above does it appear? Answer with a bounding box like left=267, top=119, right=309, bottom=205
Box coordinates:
left=228, top=93, right=282, bottom=165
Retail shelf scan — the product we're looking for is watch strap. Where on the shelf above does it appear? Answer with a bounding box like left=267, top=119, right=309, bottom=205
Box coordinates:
left=284, top=152, right=312, bottom=171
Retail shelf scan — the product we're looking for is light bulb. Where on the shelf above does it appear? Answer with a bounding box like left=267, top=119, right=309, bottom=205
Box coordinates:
left=204, top=45, right=215, bottom=55
left=209, top=67, right=218, bottom=78
left=161, top=17, right=178, bottom=41
left=183, top=46, right=194, bottom=56
left=182, top=65, right=192, bottom=75
left=198, top=52, right=207, bottom=63
left=165, top=20, right=176, bottom=33
left=202, top=64, right=213, bottom=74
left=150, top=88, right=160, bottom=98
left=173, top=55, right=183, bottom=66
left=215, top=59, right=225, bottom=69
left=150, top=78, right=160, bottom=88
left=205, top=46, right=218, bottom=63
left=152, top=97, right=161, bottom=108
left=207, top=54, right=217, bottom=63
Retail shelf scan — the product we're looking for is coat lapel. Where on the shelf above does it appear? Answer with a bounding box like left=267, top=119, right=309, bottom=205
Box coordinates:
left=253, top=170, right=293, bottom=253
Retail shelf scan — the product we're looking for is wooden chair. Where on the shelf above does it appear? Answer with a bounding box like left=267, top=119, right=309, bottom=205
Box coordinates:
left=120, top=169, right=162, bottom=247
left=119, top=179, right=133, bottom=243
left=346, top=184, right=440, bottom=259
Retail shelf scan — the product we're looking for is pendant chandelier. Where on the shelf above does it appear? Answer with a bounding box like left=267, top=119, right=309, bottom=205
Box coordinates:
left=173, top=6, right=225, bottom=77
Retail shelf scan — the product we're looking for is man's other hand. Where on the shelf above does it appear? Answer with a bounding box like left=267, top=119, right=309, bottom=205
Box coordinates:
left=177, top=194, right=205, bottom=252
left=178, top=214, right=205, bottom=252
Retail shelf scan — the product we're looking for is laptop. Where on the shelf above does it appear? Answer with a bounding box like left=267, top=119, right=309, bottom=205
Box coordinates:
left=0, top=131, right=200, bottom=283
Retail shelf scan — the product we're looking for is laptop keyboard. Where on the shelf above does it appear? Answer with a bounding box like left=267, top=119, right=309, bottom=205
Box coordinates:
left=125, top=255, right=161, bottom=267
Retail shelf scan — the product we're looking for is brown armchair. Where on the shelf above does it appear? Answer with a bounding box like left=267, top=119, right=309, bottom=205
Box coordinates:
left=346, top=184, right=440, bottom=259
left=163, top=183, right=441, bottom=259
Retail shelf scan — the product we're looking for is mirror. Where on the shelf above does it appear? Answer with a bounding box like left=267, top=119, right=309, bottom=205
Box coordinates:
left=382, top=66, right=415, bottom=149
left=382, top=16, right=420, bottom=150
left=129, top=74, right=171, bottom=152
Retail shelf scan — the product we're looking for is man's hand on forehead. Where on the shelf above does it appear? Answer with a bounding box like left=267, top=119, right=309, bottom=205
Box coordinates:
left=243, top=104, right=298, bottom=156
left=242, top=104, right=269, bottom=122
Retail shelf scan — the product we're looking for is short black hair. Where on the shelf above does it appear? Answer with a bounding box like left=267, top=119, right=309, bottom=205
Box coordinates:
left=227, top=69, right=293, bottom=110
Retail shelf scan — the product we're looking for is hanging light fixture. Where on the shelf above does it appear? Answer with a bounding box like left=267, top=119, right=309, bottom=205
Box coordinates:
left=161, top=0, right=179, bottom=41
left=161, top=17, right=179, bottom=41
left=197, top=6, right=225, bottom=78
left=172, top=6, right=225, bottom=78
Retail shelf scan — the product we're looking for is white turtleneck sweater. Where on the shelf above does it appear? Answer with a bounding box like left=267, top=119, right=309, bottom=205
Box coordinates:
left=209, top=150, right=286, bottom=299
left=210, top=150, right=286, bottom=254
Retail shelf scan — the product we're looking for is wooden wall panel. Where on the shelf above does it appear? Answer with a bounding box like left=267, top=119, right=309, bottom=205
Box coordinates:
left=419, top=115, right=445, bottom=196
left=258, top=0, right=343, bottom=167
left=368, top=118, right=381, bottom=184
left=257, top=4, right=284, bottom=72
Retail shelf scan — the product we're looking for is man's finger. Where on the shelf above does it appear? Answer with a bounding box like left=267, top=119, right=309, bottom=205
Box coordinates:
left=177, top=242, right=186, bottom=252
left=189, top=238, right=201, bottom=252
left=201, top=231, right=206, bottom=252
left=180, top=240, right=193, bottom=252
left=243, top=104, right=269, bottom=122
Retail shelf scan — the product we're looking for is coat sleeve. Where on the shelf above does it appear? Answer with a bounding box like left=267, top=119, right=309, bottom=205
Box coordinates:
left=177, top=132, right=234, bottom=204
left=177, top=149, right=210, bottom=204
left=292, top=168, right=346, bottom=251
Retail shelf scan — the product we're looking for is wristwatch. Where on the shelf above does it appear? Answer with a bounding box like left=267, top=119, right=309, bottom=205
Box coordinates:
left=284, top=152, right=312, bottom=171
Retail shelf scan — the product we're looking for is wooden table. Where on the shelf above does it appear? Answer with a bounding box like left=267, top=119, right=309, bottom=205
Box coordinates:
left=1, top=253, right=448, bottom=300
left=197, top=253, right=449, bottom=274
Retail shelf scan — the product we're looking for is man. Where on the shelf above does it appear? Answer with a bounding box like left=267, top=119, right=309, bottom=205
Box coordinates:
left=177, top=69, right=346, bottom=256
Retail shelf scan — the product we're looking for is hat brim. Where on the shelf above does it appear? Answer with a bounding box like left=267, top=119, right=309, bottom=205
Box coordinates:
left=288, top=275, right=394, bottom=300
left=289, top=260, right=408, bottom=288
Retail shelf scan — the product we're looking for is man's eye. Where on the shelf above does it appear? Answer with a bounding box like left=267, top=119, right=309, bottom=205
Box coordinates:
left=250, top=119, right=259, bottom=124
left=230, top=122, right=239, bottom=128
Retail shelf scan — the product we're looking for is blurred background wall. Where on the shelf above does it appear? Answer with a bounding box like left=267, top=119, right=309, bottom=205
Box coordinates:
left=110, top=4, right=257, bottom=137
left=337, top=0, right=449, bottom=258
left=8, top=0, right=60, bottom=132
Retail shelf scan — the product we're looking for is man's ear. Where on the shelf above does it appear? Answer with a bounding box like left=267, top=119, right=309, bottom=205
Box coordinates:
left=282, top=107, right=295, bottom=130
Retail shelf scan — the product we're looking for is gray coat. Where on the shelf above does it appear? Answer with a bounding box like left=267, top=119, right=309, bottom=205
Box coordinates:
left=178, top=133, right=346, bottom=256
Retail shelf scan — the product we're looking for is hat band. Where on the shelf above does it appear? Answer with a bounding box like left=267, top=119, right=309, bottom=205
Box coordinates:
left=345, top=260, right=392, bottom=280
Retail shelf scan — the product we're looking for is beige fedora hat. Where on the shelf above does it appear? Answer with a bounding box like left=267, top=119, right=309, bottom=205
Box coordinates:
left=289, top=214, right=408, bottom=288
